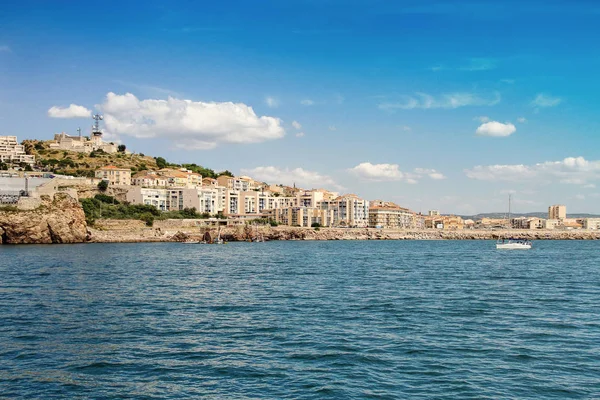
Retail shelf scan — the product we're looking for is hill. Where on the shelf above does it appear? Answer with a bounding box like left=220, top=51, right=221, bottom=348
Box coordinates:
left=21, top=140, right=232, bottom=179
left=22, top=140, right=158, bottom=177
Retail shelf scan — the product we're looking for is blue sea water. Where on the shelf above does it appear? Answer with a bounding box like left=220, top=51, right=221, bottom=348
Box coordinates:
left=1, top=240, right=599, bottom=399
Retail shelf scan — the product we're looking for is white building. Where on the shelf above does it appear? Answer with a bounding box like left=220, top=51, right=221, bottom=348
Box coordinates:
left=319, top=194, right=369, bottom=227
left=0, top=136, right=35, bottom=166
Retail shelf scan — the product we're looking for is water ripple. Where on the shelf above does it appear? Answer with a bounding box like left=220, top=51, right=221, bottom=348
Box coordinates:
left=0, top=240, right=599, bottom=399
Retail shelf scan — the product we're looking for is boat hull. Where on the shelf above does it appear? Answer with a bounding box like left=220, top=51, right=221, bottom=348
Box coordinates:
left=496, top=243, right=532, bottom=250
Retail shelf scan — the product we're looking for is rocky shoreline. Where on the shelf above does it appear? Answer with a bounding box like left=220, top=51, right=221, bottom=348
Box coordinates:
left=2, top=201, right=600, bottom=245
left=87, top=222, right=600, bottom=243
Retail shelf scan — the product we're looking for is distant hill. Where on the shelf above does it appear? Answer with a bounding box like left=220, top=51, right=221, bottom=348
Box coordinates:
left=457, top=212, right=600, bottom=220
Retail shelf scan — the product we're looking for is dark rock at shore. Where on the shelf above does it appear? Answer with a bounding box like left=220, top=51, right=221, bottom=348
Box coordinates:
left=0, top=193, right=89, bottom=244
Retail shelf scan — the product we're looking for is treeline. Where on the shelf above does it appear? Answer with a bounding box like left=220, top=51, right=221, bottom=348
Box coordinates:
left=154, top=157, right=233, bottom=179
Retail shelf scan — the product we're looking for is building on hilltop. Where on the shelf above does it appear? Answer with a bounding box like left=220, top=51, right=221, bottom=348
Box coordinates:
left=0, top=136, right=35, bottom=166
left=95, top=166, right=132, bottom=185
left=50, top=131, right=118, bottom=154
left=548, top=204, right=566, bottom=220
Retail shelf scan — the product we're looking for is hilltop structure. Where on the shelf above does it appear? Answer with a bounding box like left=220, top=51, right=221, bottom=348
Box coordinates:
left=49, top=114, right=118, bottom=154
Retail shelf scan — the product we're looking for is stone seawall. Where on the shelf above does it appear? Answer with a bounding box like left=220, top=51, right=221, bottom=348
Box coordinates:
left=88, top=221, right=600, bottom=243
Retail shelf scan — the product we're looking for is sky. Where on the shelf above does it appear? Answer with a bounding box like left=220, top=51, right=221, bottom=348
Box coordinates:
left=1, top=0, right=600, bottom=214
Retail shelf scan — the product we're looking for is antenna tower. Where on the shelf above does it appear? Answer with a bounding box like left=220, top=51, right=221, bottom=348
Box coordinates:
left=92, top=114, right=104, bottom=133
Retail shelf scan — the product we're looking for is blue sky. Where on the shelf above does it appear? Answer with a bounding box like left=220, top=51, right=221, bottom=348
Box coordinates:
left=2, top=0, right=600, bottom=214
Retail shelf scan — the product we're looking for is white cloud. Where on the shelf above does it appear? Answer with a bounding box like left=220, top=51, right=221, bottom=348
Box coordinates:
left=475, top=121, right=516, bottom=137
left=300, top=99, right=314, bottom=106
left=465, top=156, right=600, bottom=184
left=474, top=116, right=490, bottom=123
left=47, top=104, right=92, bottom=118
left=265, top=96, right=279, bottom=108
left=295, top=132, right=305, bottom=138
left=0, top=45, right=10, bottom=52
left=349, top=163, right=445, bottom=183
left=574, top=194, right=586, bottom=200
left=98, top=92, right=285, bottom=150
left=517, top=117, right=527, bottom=123
left=401, top=125, right=412, bottom=132
left=328, top=125, right=337, bottom=131
left=583, top=183, right=596, bottom=189
left=349, top=163, right=405, bottom=181
left=413, top=168, right=446, bottom=180
left=291, top=120, right=302, bottom=130
left=532, top=93, right=562, bottom=108
left=241, top=166, right=340, bottom=190
left=378, top=91, right=500, bottom=111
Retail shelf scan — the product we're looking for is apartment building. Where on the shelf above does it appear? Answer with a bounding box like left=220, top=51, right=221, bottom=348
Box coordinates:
left=131, top=172, right=168, bottom=187
left=156, top=168, right=201, bottom=188
left=267, top=206, right=331, bottom=227
left=217, top=175, right=251, bottom=192
left=127, top=187, right=169, bottom=211
left=583, top=218, right=600, bottom=230
left=0, top=136, right=35, bottom=166
left=368, top=201, right=415, bottom=229
left=548, top=204, right=566, bottom=220
left=512, top=217, right=545, bottom=229
left=319, top=194, right=369, bottom=227
left=127, top=186, right=223, bottom=214
left=95, top=166, right=131, bottom=185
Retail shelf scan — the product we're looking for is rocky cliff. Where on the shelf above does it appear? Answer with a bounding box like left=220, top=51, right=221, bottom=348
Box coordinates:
left=0, top=193, right=89, bottom=244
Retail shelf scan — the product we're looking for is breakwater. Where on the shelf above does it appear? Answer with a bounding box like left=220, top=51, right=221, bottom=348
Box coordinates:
left=88, top=220, right=600, bottom=243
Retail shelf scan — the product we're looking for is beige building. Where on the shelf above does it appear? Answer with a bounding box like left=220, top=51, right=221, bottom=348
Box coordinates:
left=548, top=204, right=566, bottom=220
left=512, top=217, right=545, bottom=229
left=50, top=131, right=118, bottom=154
left=319, top=194, right=369, bottom=227
left=217, top=175, right=251, bottom=191
left=132, top=171, right=168, bottom=187
left=0, top=136, right=35, bottom=166
left=425, top=215, right=464, bottom=230
left=95, top=166, right=131, bottom=185
left=583, top=218, right=600, bottom=230
left=368, top=201, right=415, bottom=229
left=267, top=206, right=330, bottom=227
left=428, top=210, right=440, bottom=216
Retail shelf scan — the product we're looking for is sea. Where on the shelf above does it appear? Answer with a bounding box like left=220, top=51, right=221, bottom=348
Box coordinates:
left=1, top=240, right=599, bottom=399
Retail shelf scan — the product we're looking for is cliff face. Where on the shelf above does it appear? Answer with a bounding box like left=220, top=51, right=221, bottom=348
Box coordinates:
left=0, top=193, right=89, bottom=244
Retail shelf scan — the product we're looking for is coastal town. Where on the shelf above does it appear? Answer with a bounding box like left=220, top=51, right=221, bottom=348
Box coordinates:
left=1, top=124, right=600, bottom=237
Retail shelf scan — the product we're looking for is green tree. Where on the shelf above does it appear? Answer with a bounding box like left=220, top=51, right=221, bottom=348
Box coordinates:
left=118, top=144, right=126, bottom=152
left=311, top=222, right=321, bottom=228
left=155, top=157, right=167, bottom=169
left=217, top=170, right=234, bottom=177
left=97, top=180, right=109, bottom=191
left=140, top=212, right=155, bottom=227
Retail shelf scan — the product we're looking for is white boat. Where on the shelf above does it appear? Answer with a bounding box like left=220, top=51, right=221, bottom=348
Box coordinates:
left=496, top=239, right=532, bottom=250
left=496, top=194, right=532, bottom=250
